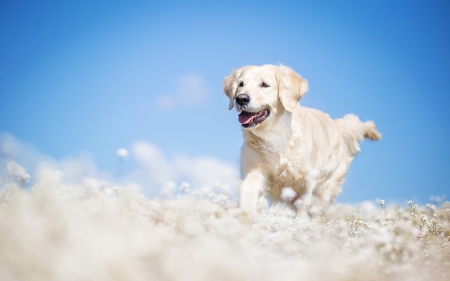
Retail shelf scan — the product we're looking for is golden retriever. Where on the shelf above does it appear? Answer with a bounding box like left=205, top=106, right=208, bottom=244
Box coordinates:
left=223, top=64, right=381, bottom=214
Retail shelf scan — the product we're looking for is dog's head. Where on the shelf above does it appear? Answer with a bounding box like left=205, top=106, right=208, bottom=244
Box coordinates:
left=222, top=64, right=308, bottom=130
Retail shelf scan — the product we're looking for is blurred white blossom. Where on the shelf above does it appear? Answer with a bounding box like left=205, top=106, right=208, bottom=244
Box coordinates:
left=6, top=160, right=30, bottom=184
left=179, top=181, right=191, bottom=193
left=160, top=181, right=177, bottom=198
left=293, top=198, right=303, bottom=210
left=117, top=148, right=128, bottom=159
left=280, top=187, right=297, bottom=202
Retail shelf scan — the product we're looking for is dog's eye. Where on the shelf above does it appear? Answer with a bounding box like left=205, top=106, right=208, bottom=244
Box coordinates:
left=239, top=81, right=244, bottom=87
left=261, top=82, right=270, bottom=88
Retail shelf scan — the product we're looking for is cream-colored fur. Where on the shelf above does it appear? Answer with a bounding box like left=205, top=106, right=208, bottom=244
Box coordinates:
left=223, top=64, right=381, bottom=214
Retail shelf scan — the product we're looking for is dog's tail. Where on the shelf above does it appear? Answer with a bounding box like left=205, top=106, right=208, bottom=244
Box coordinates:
left=334, top=114, right=381, bottom=156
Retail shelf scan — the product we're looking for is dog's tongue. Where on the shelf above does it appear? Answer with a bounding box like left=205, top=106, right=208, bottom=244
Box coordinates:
left=239, top=111, right=258, bottom=124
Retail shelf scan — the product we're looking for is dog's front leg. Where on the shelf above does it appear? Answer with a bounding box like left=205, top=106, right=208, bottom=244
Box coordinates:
left=239, top=169, right=267, bottom=212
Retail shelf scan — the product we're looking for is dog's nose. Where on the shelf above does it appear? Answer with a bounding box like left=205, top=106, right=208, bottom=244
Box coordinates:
left=236, top=94, right=250, bottom=106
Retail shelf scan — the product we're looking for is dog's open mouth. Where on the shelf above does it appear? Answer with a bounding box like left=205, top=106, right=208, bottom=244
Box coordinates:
left=238, top=109, right=270, bottom=128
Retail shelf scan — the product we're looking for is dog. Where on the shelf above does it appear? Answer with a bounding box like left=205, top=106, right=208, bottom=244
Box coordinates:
left=223, top=64, right=381, bottom=214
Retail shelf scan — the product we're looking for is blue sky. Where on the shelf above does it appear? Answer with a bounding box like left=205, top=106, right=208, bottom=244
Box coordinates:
left=1, top=0, right=449, bottom=203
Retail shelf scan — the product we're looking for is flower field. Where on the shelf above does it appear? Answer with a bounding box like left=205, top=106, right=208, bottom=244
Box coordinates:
left=0, top=167, right=449, bottom=281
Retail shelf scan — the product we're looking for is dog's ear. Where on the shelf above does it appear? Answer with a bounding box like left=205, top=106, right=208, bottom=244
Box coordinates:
left=277, top=66, right=309, bottom=112
left=223, top=68, right=243, bottom=110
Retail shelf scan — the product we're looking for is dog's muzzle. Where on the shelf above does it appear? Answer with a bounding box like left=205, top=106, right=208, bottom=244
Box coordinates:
left=238, top=109, right=270, bottom=128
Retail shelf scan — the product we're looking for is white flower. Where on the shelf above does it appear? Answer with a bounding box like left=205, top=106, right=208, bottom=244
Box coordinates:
left=160, top=181, right=177, bottom=198
left=280, top=187, right=297, bottom=202
left=179, top=182, right=191, bottom=192
left=117, top=148, right=128, bottom=159
left=6, top=161, right=30, bottom=184
left=293, top=198, right=303, bottom=210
